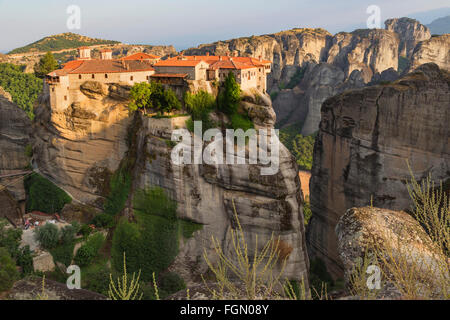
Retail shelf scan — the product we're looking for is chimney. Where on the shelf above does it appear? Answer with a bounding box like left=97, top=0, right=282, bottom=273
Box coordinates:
left=78, top=47, right=91, bottom=60
left=100, top=49, right=112, bottom=60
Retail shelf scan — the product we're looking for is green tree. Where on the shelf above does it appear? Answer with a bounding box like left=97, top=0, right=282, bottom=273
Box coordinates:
left=0, top=247, right=19, bottom=292
left=34, top=52, right=59, bottom=78
left=128, top=82, right=181, bottom=114
left=292, top=134, right=315, bottom=171
left=219, top=72, right=241, bottom=115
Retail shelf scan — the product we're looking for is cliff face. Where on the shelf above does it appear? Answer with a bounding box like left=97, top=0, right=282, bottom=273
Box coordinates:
left=385, top=18, right=431, bottom=58
left=410, top=34, right=450, bottom=72
left=308, top=63, right=450, bottom=278
left=32, top=84, right=310, bottom=284
left=33, top=82, right=132, bottom=203
left=131, top=91, right=309, bottom=284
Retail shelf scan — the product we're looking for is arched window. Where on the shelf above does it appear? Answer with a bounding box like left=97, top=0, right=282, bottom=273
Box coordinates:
left=78, top=75, right=82, bottom=79
left=92, top=74, right=95, bottom=79
left=105, top=74, right=108, bottom=79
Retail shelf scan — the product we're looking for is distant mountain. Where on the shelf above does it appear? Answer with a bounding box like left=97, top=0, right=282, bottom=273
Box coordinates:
left=426, top=16, right=450, bottom=35
left=8, top=33, right=120, bottom=54
left=407, top=7, right=450, bottom=24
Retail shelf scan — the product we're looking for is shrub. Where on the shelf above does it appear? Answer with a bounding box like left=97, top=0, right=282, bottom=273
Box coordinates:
left=91, top=213, right=114, bottom=228
left=60, top=225, right=76, bottom=245
left=230, top=113, right=254, bottom=131
left=16, top=245, right=34, bottom=275
left=78, top=224, right=92, bottom=237
left=159, top=272, right=186, bottom=295
left=0, top=247, right=19, bottom=292
left=24, top=173, right=72, bottom=214
left=103, top=160, right=132, bottom=216
left=74, top=233, right=105, bottom=267
left=82, top=263, right=111, bottom=296
left=73, top=245, right=95, bottom=267
left=128, top=82, right=181, bottom=114
left=50, top=242, right=74, bottom=267
left=34, top=223, right=60, bottom=249
left=0, top=219, right=22, bottom=257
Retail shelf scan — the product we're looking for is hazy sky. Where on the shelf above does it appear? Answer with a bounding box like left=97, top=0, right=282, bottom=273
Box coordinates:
left=0, top=0, right=449, bottom=52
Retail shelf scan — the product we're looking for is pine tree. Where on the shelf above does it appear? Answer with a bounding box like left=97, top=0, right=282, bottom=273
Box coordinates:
left=34, top=52, right=59, bottom=78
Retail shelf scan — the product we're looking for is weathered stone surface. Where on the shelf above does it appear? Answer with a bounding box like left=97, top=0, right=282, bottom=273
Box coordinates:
left=326, top=29, right=399, bottom=83
left=410, top=34, right=450, bottom=72
left=32, top=251, right=56, bottom=272
left=8, top=277, right=106, bottom=300
left=385, top=17, right=431, bottom=58
left=33, top=83, right=132, bottom=204
left=336, top=207, right=448, bottom=299
left=308, top=63, right=450, bottom=278
left=133, top=97, right=309, bottom=286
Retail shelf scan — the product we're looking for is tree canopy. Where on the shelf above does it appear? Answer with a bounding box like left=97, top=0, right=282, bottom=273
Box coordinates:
left=34, top=52, right=59, bottom=78
left=0, top=63, right=43, bottom=120
left=219, top=72, right=241, bottom=115
left=128, top=82, right=181, bottom=114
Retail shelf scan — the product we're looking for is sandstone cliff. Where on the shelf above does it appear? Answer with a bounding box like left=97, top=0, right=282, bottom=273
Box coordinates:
left=385, top=17, right=431, bottom=58
left=32, top=82, right=310, bottom=285
left=308, top=63, right=450, bottom=278
left=33, top=82, right=133, bottom=203
left=410, top=34, right=450, bottom=72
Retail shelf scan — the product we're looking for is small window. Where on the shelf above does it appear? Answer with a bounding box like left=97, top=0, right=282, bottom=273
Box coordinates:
left=64, top=96, right=67, bottom=101
left=130, top=76, right=134, bottom=81
left=52, top=87, right=55, bottom=92
left=92, top=74, right=95, bottom=79
left=78, top=75, right=82, bottom=79
left=105, top=74, right=108, bottom=79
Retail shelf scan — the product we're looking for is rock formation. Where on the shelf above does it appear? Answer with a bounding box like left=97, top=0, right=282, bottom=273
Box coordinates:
left=132, top=90, right=309, bottom=284
left=0, top=87, right=31, bottom=222
left=410, top=34, right=450, bottom=72
left=33, top=82, right=133, bottom=203
left=32, top=81, right=310, bottom=285
left=308, top=63, right=450, bottom=278
left=336, top=207, right=448, bottom=299
left=385, top=18, right=431, bottom=58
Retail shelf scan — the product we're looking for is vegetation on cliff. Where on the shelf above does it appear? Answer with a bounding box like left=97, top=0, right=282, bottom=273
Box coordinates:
left=0, top=63, right=42, bottom=119
left=34, top=52, right=59, bottom=78
left=128, top=82, right=181, bottom=114
left=24, top=173, right=72, bottom=214
left=279, top=124, right=316, bottom=171
left=9, top=32, right=120, bottom=54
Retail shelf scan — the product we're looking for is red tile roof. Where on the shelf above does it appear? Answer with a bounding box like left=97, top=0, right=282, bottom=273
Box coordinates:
left=151, top=73, right=188, bottom=78
left=123, top=52, right=161, bottom=61
left=48, top=59, right=154, bottom=76
left=154, top=58, right=204, bottom=67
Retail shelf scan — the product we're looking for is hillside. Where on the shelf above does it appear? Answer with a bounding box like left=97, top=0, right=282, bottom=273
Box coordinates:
left=427, top=15, right=450, bottom=34
left=8, top=33, right=120, bottom=54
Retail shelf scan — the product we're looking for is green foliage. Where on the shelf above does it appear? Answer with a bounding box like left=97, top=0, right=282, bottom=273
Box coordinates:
left=9, top=32, right=119, bottom=54
left=0, top=247, right=19, bottom=292
left=270, top=91, right=279, bottom=101
left=25, top=144, right=33, bottom=158
left=73, top=245, right=95, bottom=267
left=303, top=196, right=312, bottom=226
left=128, top=82, right=181, bottom=114
left=34, top=52, right=59, bottom=78
left=309, top=258, right=334, bottom=294
left=112, top=187, right=180, bottom=282
left=78, top=224, right=92, bottom=237
left=230, top=113, right=254, bottom=131
left=60, top=225, right=76, bottom=245
left=82, top=262, right=111, bottom=296
left=0, top=219, right=22, bottom=257
left=159, top=272, right=186, bottom=295
left=74, top=233, right=105, bottom=267
left=218, top=72, right=241, bottom=115
left=34, top=223, right=60, bottom=249
left=16, top=246, right=34, bottom=275
left=103, top=159, right=132, bottom=216
left=24, top=173, right=72, bottom=214
left=279, top=125, right=316, bottom=171
left=179, top=219, right=203, bottom=239
left=0, top=63, right=43, bottom=119
left=91, top=213, right=114, bottom=228
left=50, top=242, right=74, bottom=267
left=184, top=90, right=217, bottom=133
left=285, top=67, right=306, bottom=89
